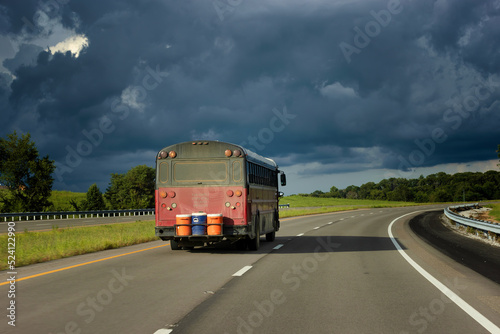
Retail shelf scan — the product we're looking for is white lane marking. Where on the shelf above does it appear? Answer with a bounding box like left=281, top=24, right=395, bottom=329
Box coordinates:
left=273, top=244, right=284, bottom=250
left=233, top=265, right=253, bottom=277
left=154, top=329, right=172, bottom=334
left=388, top=211, right=500, bottom=334
left=328, top=222, right=333, bottom=224
left=296, top=233, right=304, bottom=236
left=314, top=227, right=320, bottom=230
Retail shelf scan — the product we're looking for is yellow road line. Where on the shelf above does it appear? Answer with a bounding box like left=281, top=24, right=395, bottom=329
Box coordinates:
left=1, top=243, right=169, bottom=286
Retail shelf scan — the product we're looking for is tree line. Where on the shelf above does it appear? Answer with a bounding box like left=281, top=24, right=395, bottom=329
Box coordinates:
left=1, top=131, right=499, bottom=211
left=0, top=131, right=155, bottom=213
left=305, top=170, right=500, bottom=202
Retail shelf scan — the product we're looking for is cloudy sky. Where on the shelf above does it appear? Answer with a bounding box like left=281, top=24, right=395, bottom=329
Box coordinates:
left=0, top=0, right=499, bottom=195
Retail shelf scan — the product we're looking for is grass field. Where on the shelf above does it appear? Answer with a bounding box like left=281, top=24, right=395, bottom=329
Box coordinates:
left=0, top=189, right=87, bottom=212
left=279, top=195, right=419, bottom=208
left=278, top=195, right=421, bottom=218
left=0, top=221, right=156, bottom=270
left=50, top=190, right=87, bottom=211
left=488, top=203, right=500, bottom=221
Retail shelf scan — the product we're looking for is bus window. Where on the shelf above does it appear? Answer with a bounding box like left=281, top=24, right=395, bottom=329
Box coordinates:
left=174, top=161, right=228, bottom=183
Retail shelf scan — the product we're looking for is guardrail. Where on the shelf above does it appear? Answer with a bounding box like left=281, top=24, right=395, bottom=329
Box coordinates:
left=444, top=204, right=500, bottom=237
left=0, top=208, right=154, bottom=222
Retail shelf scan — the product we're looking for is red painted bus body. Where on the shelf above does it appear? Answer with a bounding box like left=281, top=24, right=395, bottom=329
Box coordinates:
left=155, top=141, right=286, bottom=250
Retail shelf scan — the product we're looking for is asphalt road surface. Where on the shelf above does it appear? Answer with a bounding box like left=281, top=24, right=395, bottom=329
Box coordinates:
left=1, top=206, right=499, bottom=334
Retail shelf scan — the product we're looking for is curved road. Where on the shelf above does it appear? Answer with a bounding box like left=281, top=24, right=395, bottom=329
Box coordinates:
left=1, top=206, right=499, bottom=333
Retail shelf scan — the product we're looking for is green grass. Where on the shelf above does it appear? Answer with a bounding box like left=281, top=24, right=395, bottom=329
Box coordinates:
left=277, top=195, right=423, bottom=218
left=488, top=203, right=500, bottom=221
left=0, top=189, right=87, bottom=212
left=279, top=206, right=362, bottom=218
left=49, top=190, right=87, bottom=211
left=279, top=195, right=419, bottom=208
left=0, top=221, right=157, bottom=270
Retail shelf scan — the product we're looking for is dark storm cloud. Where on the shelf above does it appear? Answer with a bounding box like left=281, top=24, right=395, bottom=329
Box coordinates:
left=0, top=0, right=499, bottom=192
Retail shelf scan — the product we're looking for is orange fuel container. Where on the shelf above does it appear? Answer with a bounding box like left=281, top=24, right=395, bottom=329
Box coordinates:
left=207, top=214, right=223, bottom=235
left=176, top=214, right=192, bottom=236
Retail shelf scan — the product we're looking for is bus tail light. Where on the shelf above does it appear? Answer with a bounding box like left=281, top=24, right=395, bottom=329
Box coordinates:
left=226, top=190, right=234, bottom=197
left=233, top=149, right=241, bottom=157
left=168, top=191, right=176, bottom=198
left=169, top=151, right=177, bottom=158
left=235, top=190, right=242, bottom=197
left=225, top=149, right=232, bottom=157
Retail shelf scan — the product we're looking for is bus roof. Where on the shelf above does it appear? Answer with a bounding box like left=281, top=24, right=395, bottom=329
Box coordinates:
left=159, top=140, right=278, bottom=169
left=244, top=147, right=278, bottom=169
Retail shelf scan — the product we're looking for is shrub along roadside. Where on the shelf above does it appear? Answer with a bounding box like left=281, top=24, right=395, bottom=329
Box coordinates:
left=0, top=221, right=157, bottom=270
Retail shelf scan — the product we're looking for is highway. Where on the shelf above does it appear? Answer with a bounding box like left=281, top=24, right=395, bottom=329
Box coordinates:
left=1, top=206, right=499, bottom=333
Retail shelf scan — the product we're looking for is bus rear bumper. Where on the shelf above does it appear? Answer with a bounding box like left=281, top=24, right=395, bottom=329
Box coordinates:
left=155, top=226, right=250, bottom=241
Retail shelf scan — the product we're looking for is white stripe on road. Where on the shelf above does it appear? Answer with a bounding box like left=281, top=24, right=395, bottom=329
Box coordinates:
left=388, top=211, right=500, bottom=334
left=273, top=244, right=284, bottom=250
left=154, top=329, right=172, bottom=334
left=314, top=227, right=320, bottom=230
left=233, top=266, right=253, bottom=277
left=296, top=233, right=304, bottom=236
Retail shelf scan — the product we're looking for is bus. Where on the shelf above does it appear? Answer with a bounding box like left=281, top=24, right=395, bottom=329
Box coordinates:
left=155, top=140, right=286, bottom=251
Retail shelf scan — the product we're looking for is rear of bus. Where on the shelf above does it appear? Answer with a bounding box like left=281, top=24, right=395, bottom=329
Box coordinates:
left=155, top=141, right=259, bottom=249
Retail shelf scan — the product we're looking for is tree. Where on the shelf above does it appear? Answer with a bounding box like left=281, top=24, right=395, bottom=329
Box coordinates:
left=0, top=131, right=55, bottom=212
left=70, top=183, right=106, bottom=211
left=84, top=184, right=106, bottom=210
left=105, top=165, right=155, bottom=209
left=310, top=190, right=325, bottom=197
left=329, top=186, right=341, bottom=198
left=497, top=144, right=500, bottom=168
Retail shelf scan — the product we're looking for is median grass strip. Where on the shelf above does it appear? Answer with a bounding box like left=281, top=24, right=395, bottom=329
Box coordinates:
left=278, top=195, right=423, bottom=218
left=279, top=195, right=420, bottom=208
left=279, top=206, right=362, bottom=218
left=0, top=221, right=157, bottom=270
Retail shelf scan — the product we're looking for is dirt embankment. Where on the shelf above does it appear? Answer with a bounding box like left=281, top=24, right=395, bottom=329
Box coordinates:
left=457, top=207, right=500, bottom=224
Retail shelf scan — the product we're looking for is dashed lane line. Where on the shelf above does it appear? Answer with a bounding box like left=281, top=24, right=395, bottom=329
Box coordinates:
left=232, top=266, right=253, bottom=277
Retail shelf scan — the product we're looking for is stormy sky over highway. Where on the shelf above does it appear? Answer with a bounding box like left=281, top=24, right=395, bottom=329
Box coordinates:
left=0, top=0, right=499, bottom=194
